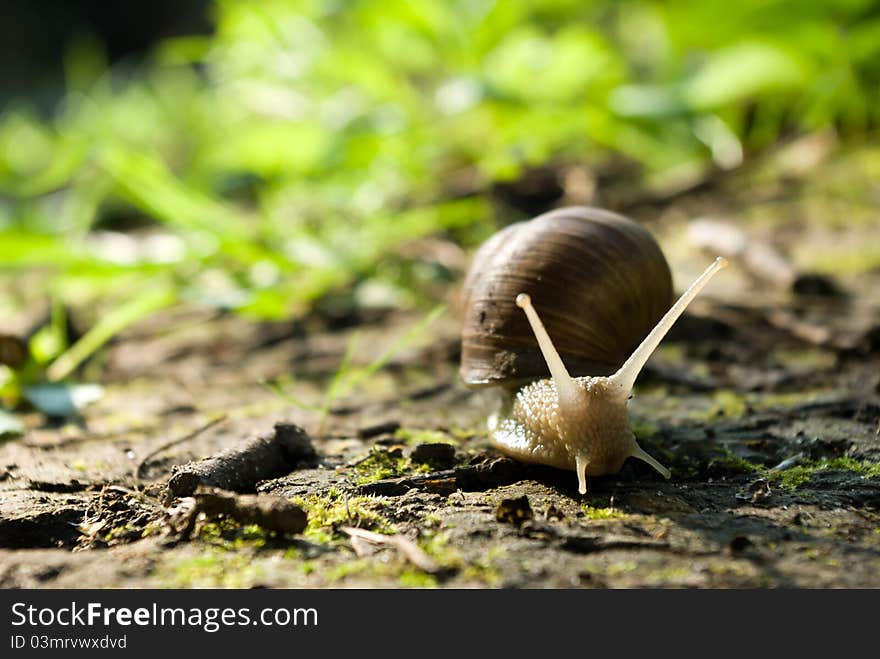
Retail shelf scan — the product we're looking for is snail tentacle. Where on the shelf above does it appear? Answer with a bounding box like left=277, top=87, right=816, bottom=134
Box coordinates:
left=515, top=293, right=581, bottom=411
left=610, top=257, right=728, bottom=395
left=629, top=444, right=671, bottom=480
left=575, top=453, right=590, bottom=495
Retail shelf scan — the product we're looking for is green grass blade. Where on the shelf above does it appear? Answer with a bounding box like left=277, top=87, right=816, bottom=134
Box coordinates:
left=47, top=287, right=176, bottom=381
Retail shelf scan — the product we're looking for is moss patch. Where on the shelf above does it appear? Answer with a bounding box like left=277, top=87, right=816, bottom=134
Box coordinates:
left=351, top=447, right=411, bottom=485
left=168, top=551, right=266, bottom=588
left=419, top=530, right=465, bottom=571
left=708, top=448, right=764, bottom=476
left=193, top=519, right=274, bottom=549
left=397, top=569, right=439, bottom=588
left=708, top=390, right=748, bottom=419
left=394, top=427, right=459, bottom=446
left=461, top=546, right=506, bottom=586
left=580, top=505, right=627, bottom=520
left=769, top=457, right=880, bottom=491
left=751, top=389, right=829, bottom=410
left=291, top=488, right=394, bottom=544
left=319, top=557, right=439, bottom=587
left=772, top=349, right=836, bottom=371
left=630, top=418, right=659, bottom=440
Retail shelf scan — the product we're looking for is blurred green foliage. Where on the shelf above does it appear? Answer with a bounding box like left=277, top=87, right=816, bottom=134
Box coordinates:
left=1, top=0, right=878, bottom=338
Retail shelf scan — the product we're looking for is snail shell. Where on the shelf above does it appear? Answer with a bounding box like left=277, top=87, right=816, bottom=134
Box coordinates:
left=460, top=206, right=674, bottom=388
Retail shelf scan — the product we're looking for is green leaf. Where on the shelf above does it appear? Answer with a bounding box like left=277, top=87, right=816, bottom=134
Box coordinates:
left=47, top=286, right=176, bottom=381
left=684, top=41, right=806, bottom=110
left=28, top=298, right=68, bottom=365
left=98, top=147, right=250, bottom=237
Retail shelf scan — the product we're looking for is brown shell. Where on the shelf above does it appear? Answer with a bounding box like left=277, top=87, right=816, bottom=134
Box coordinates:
left=460, top=206, right=673, bottom=388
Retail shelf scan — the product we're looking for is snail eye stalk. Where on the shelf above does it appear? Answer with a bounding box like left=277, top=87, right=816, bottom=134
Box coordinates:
left=610, top=257, right=728, bottom=396
left=516, top=293, right=580, bottom=411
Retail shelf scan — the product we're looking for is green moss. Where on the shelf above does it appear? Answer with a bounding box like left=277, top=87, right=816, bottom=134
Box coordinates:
left=141, top=521, right=163, bottom=538
left=318, top=553, right=440, bottom=587
left=772, top=349, right=836, bottom=371
left=349, top=433, right=462, bottom=483
left=768, top=457, right=880, bottom=491
left=412, top=462, right=435, bottom=474
left=102, top=523, right=139, bottom=542
left=630, top=418, right=659, bottom=440
left=291, top=488, right=394, bottom=544
left=190, top=518, right=274, bottom=549
left=351, top=447, right=410, bottom=485
left=707, top=561, right=753, bottom=577
left=605, top=561, right=638, bottom=577
left=422, top=513, right=442, bottom=529
left=750, top=389, right=828, bottom=410
left=324, top=559, right=374, bottom=582
left=770, top=465, right=813, bottom=490
left=397, top=569, right=438, bottom=588
left=821, top=457, right=880, bottom=478
left=449, top=426, right=487, bottom=442
left=655, top=344, right=686, bottom=364
left=169, top=551, right=266, bottom=588
left=462, top=546, right=505, bottom=586
left=685, top=389, right=748, bottom=422
left=393, top=427, right=457, bottom=446
left=709, top=390, right=748, bottom=419
left=708, top=448, right=764, bottom=475
left=580, top=505, right=627, bottom=520
left=644, top=566, right=692, bottom=584
left=419, top=530, right=464, bottom=571
left=798, top=243, right=880, bottom=275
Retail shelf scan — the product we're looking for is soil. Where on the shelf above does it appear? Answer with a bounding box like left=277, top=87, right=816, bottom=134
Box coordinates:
left=2, top=142, right=880, bottom=588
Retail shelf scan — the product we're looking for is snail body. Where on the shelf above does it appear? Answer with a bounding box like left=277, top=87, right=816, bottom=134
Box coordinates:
left=461, top=207, right=727, bottom=493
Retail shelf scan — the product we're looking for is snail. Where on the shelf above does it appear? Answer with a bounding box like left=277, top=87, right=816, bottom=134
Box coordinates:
left=460, top=206, right=727, bottom=494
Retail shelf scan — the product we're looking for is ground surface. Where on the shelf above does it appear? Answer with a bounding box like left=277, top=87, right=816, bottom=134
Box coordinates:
left=2, top=141, right=880, bottom=588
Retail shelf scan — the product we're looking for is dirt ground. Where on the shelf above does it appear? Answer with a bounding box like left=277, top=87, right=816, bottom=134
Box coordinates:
left=2, top=140, right=880, bottom=588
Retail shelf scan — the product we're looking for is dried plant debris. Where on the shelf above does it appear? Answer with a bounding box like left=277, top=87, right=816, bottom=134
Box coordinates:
left=77, top=485, right=163, bottom=549
left=341, top=526, right=440, bottom=574
left=356, top=456, right=533, bottom=496
left=169, top=487, right=307, bottom=539
left=167, top=423, right=318, bottom=498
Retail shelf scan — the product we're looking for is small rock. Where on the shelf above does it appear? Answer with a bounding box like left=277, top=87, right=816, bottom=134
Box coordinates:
left=792, top=273, right=845, bottom=298
left=357, top=421, right=401, bottom=440
left=409, top=442, right=456, bottom=470
left=495, top=495, right=534, bottom=526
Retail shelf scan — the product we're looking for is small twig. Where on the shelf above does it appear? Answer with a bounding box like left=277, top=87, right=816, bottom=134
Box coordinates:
left=105, top=484, right=165, bottom=507
left=136, top=415, right=227, bottom=480
left=166, top=422, right=317, bottom=498
left=174, top=487, right=307, bottom=539
left=341, top=526, right=440, bottom=574
left=765, top=310, right=831, bottom=347
left=689, top=218, right=797, bottom=288
left=356, top=457, right=529, bottom=496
